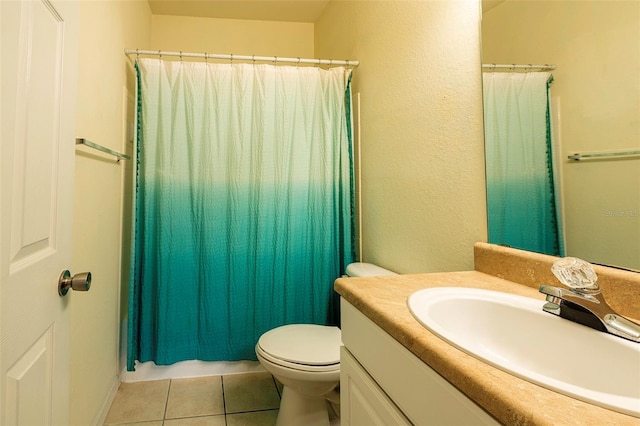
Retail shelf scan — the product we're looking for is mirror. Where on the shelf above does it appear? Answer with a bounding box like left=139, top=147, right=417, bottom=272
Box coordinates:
left=481, top=0, right=640, bottom=271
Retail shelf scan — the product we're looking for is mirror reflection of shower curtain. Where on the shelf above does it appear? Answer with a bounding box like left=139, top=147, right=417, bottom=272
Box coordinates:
left=127, top=58, right=356, bottom=370
left=483, top=72, right=563, bottom=256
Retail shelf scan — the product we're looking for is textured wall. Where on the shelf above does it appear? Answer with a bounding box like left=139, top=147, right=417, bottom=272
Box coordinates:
left=71, top=1, right=151, bottom=424
left=315, top=1, right=488, bottom=273
left=151, top=14, right=314, bottom=58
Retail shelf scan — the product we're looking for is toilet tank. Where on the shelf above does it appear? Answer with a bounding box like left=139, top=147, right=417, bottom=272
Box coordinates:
left=345, top=262, right=397, bottom=277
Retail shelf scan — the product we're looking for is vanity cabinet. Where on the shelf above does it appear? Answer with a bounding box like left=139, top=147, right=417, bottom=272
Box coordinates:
left=340, top=299, right=499, bottom=425
left=341, top=347, right=411, bottom=425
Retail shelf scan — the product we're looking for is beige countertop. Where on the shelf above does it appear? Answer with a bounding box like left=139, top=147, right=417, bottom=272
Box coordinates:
left=334, top=244, right=640, bottom=425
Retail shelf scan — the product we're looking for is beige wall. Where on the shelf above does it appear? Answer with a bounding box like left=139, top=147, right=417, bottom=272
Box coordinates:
left=72, top=1, right=150, bottom=424
left=483, top=0, right=640, bottom=270
left=315, top=1, right=488, bottom=273
left=151, top=14, right=314, bottom=58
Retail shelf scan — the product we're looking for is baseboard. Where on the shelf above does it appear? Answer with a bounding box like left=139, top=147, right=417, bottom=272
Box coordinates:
left=92, top=374, right=120, bottom=426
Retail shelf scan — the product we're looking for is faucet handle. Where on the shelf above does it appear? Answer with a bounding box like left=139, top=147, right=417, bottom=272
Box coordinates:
left=551, top=257, right=599, bottom=291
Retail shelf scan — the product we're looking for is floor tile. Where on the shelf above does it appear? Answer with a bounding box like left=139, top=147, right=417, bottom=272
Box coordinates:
left=226, top=409, right=279, bottom=426
left=164, top=415, right=227, bottom=426
left=104, top=380, right=170, bottom=424
left=223, top=372, right=281, bottom=413
left=165, top=376, right=225, bottom=419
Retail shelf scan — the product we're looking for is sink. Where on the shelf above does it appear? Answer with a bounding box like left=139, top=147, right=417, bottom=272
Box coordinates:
left=407, top=287, right=640, bottom=418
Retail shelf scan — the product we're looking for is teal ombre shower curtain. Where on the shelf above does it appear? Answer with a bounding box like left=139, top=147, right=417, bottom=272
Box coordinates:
left=483, top=72, right=563, bottom=256
left=127, top=58, right=355, bottom=370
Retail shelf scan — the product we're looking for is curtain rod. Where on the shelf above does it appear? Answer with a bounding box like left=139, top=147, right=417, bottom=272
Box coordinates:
left=125, top=49, right=359, bottom=67
left=482, top=63, right=556, bottom=71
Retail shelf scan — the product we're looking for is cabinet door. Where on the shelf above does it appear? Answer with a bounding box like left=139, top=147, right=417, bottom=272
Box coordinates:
left=341, top=347, right=411, bottom=426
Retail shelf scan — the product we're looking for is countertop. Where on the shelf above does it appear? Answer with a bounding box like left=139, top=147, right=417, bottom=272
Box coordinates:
left=334, top=268, right=640, bottom=425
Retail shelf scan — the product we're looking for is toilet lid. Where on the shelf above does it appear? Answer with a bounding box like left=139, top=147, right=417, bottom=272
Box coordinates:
left=258, top=324, right=341, bottom=366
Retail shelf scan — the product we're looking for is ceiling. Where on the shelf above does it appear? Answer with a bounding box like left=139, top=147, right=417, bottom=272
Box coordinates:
left=147, top=0, right=331, bottom=23
left=147, top=0, right=502, bottom=23
left=481, top=0, right=505, bottom=13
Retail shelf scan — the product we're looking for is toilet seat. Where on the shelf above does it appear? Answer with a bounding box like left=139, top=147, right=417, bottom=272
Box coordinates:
left=257, top=324, right=341, bottom=372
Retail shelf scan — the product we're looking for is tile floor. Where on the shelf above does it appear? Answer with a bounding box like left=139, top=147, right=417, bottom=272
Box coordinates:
left=104, top=372, right=282, bottom=425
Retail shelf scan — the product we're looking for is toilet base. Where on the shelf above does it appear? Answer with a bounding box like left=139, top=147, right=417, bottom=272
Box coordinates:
left=277, top=385, right=332, bottom=426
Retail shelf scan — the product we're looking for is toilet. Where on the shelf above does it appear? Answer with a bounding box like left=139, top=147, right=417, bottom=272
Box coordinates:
left=255, top=262, right=396, bottom=426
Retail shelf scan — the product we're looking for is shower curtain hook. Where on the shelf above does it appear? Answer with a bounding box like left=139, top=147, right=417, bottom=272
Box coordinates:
left=158, top=50, right=162, bottom=59
left=136, top=49, right=139, bottom=60
left=230, top=53, right=233, bottom=64
left=297, top=57, right=301, bottom=68
left=252, top=55, right=256, bottom=65
left=274, top=56, right=278, bottom=65
left=180, top=51, right=183, bottom=62
left=204, top=52, right=208, bottom=63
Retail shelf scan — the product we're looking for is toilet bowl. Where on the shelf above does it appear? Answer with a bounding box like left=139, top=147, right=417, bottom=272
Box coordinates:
left=256, top=324, right=341, bottom=426
left=255, top=262, right=396, bottom=426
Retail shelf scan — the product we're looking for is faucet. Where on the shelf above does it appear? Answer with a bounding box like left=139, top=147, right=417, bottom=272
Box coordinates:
left=539, top=257, right=640, bottom=343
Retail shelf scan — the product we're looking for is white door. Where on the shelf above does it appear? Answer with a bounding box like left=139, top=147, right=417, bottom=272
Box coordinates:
left=1, top=0, right=79, bottom=424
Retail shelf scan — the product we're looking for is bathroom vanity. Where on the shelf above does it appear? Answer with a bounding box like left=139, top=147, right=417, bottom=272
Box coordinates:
left=340, top=300, right=498, bottom=424
left=335, top=243, right=640, bottom=425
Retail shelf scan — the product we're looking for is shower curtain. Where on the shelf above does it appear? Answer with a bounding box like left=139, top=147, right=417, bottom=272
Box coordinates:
left=127, top=58, right=355, bottom=370
left=483, top=72, right=563, bottom=256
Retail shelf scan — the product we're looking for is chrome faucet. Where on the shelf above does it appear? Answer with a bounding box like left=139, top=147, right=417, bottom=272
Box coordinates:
left=539, top=257, right=640, bottom=343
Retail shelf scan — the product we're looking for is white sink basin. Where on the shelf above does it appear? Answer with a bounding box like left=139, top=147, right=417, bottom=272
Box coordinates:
left=407, top=287, right=640, bottom=417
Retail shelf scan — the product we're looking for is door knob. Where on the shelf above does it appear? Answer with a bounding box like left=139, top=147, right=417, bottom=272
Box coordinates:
left=58, top=270, right=92, bottom=297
